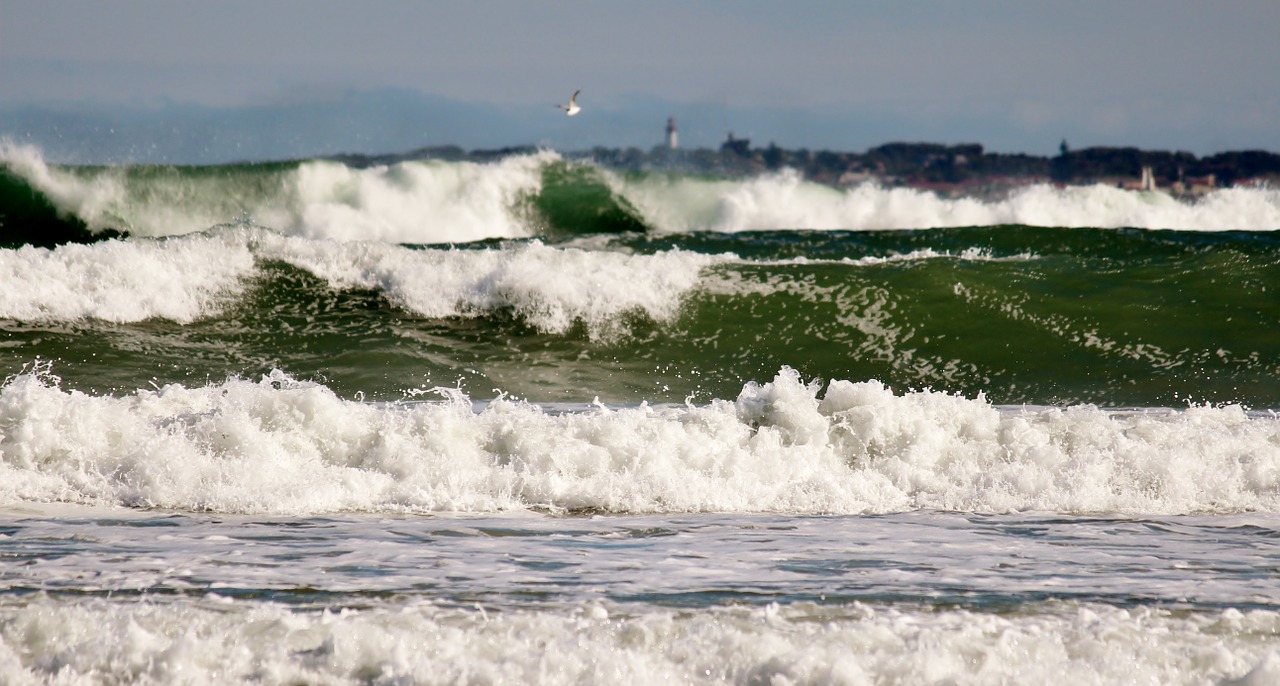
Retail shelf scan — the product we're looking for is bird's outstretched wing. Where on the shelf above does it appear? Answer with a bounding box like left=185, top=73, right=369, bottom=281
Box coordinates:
left=558, top=89, right=582, bottom=115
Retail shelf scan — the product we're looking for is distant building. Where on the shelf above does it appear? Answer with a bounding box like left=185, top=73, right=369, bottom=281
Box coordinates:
left=666, top=117, right=678, bottom=150
left=1172, top=173, right=1218, bottom=196
left=721, top=132, right=750, bottom=156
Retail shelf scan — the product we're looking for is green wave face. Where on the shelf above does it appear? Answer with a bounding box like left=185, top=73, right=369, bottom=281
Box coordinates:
left=7, top=147, right=1280, bottom=244
left=0, top=167, right=121, bottom=248
left=4, top=226, right=1277, bottom=408
left=2, top=151, right=653, bottom=245
left=522, top=161, right=649, bottom=236
left=3, top=148, right=1278, bottom=408
left=702, top=234, right=1276, bottom=407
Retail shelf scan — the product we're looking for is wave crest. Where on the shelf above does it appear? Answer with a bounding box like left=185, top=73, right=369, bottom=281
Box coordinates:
left=3, top=368, right=1276, bottom=515
left=616, top=170, right=1280, bottom=232
left=7, top=143, right=1280, bottom=244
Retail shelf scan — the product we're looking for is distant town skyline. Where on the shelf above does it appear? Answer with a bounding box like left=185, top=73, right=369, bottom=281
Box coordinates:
left=3, top=1, right=1279, bottom=163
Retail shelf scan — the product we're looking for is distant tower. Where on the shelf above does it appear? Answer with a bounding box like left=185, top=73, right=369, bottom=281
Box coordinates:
left=666, top=116, right=678, bottom=150
left=1140, top=166, right=1156, bottom=192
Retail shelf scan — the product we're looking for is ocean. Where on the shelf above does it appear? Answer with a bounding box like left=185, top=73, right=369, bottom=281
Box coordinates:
left=2, top=141, right=1280, bottom=684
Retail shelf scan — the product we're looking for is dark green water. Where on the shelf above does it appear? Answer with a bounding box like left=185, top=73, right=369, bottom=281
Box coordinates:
left=4, top=225, right=1276, bottom=408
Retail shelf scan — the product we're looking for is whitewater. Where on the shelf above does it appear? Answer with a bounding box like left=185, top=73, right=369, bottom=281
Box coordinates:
left=3, top=143, right=1280, bottom=684
left=2, top=367, right=1278, bottom=516
left=5, top=142, right=1280, bottom=243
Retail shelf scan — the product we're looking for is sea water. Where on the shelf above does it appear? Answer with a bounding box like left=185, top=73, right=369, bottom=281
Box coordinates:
left=2, top=142, right=1280, bottom=684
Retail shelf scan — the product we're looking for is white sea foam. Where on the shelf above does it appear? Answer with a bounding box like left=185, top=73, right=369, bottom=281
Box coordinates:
left=275, top=154, right=547, bottom=243
left=1, top=143, right=550, bottom=242
left=615, top=168, right=1280, bottom=232
left=0, top=208, right=1025, bottom=328
left=7, top=142, right=1280, bottom=241
left=0, top=228, right=722, bottom=330
left=1, top=368, right=1276, bottom=516
left=255, top=235, right=724, bottom=336
left=706, top=246, right=1033, bottom=270
left=4, top=217, right=989, bottom=333
left=1, top=597, right=1276, bottom=685
left=0, top=235, right=256, bottom=324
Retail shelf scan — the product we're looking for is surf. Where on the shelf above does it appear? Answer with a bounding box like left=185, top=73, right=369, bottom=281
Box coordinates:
left=0, top=143, right=649, bottom=244
left=7, top=142, right=1280, bottom=250
left=2, top=366, right=1277, bottom=516
left=614, top=167, right=1280, bottom=233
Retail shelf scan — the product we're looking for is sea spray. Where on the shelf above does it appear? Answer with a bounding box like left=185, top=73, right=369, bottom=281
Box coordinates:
left=285, top=153, right=550, bottom=242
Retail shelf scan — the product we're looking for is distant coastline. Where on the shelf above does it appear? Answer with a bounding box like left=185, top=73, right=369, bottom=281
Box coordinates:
left=331, top=141, right=1280, bottom=198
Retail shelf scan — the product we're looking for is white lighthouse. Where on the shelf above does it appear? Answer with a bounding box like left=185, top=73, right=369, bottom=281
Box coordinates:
left=666, top=116, right=678, bottom=150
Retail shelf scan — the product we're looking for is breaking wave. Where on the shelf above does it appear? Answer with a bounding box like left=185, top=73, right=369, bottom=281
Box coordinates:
left=3, top=367, right=1277, bottom=516
left=5, top=143, right=1280, bottom=248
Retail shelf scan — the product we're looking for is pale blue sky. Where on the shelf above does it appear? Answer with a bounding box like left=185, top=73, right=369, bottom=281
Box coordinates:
left=3, top=1, right=1278, bottom=160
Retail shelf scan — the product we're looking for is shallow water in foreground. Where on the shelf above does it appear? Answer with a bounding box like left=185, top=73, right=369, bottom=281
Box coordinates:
left=3, top=506, right=1280, bottom=684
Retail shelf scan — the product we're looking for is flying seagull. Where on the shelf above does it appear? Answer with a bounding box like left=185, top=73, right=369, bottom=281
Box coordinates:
left=558, top=89, right=581, bottom=116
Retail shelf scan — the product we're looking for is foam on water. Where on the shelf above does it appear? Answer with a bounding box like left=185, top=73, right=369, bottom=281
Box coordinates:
left=0, top=222, right=1036, bottom=329
left=2, top=367, right=1276, bottom=515
left=278, top=154, right=547, bottom=242
left=0, top=229, right=722, bottom=333
left=614, top=168, right=1280, bottom=232
left=745, top=246, right=1033, bottom=268
left=0, top=143, right=550, bottom=242
left=0, top=235, right=256, bottom=324
left=6, top=508, right=1275, bottom=613
left=7, top=143, right=1280, bottom=242
left=1, top=597, right=1276, bottom=685
left=0, top=222, right=1043, bottom=336
left=255, top=235, right=724, bottom=337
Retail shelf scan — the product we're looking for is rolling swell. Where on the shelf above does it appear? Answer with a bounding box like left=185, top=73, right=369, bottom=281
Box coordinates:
left=5, top=142, right=1280, bottom=243
left=655, top=227, right=1280, bottom=407
left=2, top=225, right=1276, bottom=408
left=1, top=145, right=648, bottom=243
left=3, top=142, right=1279, bottom=407
left=246, top=222, right=1271, bottom=408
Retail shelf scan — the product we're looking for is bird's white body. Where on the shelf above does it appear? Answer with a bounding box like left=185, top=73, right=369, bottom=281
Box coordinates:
left=559, top=89, right=581, bottom=116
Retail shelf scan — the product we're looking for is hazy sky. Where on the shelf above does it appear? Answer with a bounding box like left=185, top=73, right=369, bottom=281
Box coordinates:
left=3, top=1, right=1279, bottom=156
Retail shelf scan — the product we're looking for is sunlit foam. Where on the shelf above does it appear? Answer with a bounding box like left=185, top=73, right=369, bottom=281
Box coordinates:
left=614, top=169, right=1280, bottom=232
left=6, top=143, right=1280, bottom=242
left=2, top=367, right=1277, bottom=515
